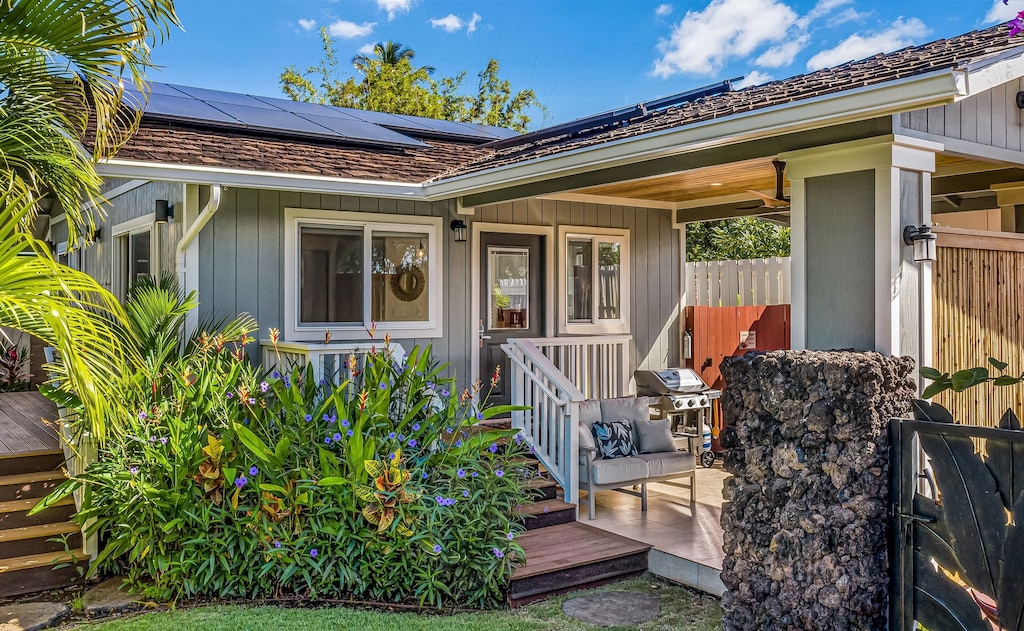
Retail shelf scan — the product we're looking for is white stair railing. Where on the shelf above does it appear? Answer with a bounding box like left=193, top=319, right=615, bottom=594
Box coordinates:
left=525, top=335, right=632, bottom=399
left=261, top=340, right=407, bottom=384
left=503, top=338, right=585, bottom=507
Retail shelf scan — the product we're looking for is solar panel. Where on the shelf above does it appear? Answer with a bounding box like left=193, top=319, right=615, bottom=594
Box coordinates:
left=389, top=115, right=507, bottom=141
left=169, top=85, right=277, bottom=109
left=251, top=95, right=363, bottom=121
left=130, top=91, right=243, bottom=125
left=295, top=113, right=428, bottom=148
left=334, top=108, right=437, bottom=133
left=205, top=103, right=335, bottom=136
left=454, top=121, right=520, bottom=139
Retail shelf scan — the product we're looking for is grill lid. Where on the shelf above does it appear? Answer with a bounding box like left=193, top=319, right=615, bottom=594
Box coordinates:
left=634, top=368, right=709, bottom=395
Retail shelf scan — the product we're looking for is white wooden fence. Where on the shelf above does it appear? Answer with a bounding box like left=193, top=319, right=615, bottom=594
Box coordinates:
left=685, top=257, right=791, bottom=307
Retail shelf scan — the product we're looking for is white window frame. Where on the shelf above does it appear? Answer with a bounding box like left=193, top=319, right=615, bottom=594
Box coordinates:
left=557, top=225, right=630, bottom=335
left=112, top=215, right=158, bottom=301
left=284, top=208, right=443, bottom=342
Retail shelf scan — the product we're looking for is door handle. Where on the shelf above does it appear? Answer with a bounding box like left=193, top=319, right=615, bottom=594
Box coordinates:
left=479, top=321, right=491, bottom=348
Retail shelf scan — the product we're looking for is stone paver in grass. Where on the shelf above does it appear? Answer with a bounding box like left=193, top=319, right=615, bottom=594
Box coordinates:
left=561, top=591, right=661, bottom=627
left=81, top=578, right=140, bottom=617
left=0, top=602, right=68, bottom=631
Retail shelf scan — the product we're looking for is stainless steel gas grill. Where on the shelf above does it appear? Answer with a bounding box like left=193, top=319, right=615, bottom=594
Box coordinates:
left=634, top=368, right=721, bottom=467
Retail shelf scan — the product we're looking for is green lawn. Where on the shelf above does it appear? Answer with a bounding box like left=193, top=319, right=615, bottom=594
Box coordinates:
left=75, top=579, right=722, bottom=631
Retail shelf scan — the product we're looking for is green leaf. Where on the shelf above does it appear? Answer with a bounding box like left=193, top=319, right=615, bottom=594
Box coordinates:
left=919, top=367, right=945, bottom=381
left=951, top=369, right=981, bottom=392
left=922, top=382, right=952, bottom=400
left=994, top=375, right=1023, bottom=387
left=233, top=422, right=274, bottom=464
left=318, top=477, right=349, bottom=487
left=988, top=357, right=1009, bottom=371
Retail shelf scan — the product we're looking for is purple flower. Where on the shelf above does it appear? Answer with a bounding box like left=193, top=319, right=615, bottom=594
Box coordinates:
left=507, top=532, right=515, bottom=540
left=379, top=382, right=387, bottom=390
left=323, top=413, right=334, bottom=423
left=248, top=397, right=256, bottom=405
left=543, top=506, right=549, bottom=513
left=422, top=472, right=429, bottom=479
left=310, top=548, right=318, bottom=558
left=446, top=427, right=453, bottom=434
left=457, top=469, right=466, bottom=478
left=273, top=540, right=281, bottom=548
left=149, top=436, right=157, bottom=442
left=455, top=439, right=463, bottom=448
left=471, top=471, right=478, bottom=478
left=341, top=419, right=349, bottom=428
left=235, top=476, right=247, bottom=488
left=476, top=412, right=483, bottom=421
left=249, top=465, right=259, bottom=476
left=435, top=496, right=445, bottom=505
left=492, top=548, right=504, bottom=559
left=243, top=418, right=250, bottom=425
left=304, top=414, right=312, bottom=422
left=346, top=429, right=354, bottom=437
left=226, top=392, right=233, bottom=399
left=260, top=381, right=269, bottom=393
left=138, top=411, right=147, bottom=420
left=283, top=377, right=291, bottom=388
left=495, top=469, right=505, bottom=478
left=463, top=490, right=470, bottom=498
left=160, top=437, right=168, bottom=445
left=397, top=434, right=405, bottom=441
left=426, top=381, right=435, bottom=389
left=489, top=443, right=499, bottom=454
left=333, top=432, right=342, bottom=442
left=433, top=544, right=443, bottom=553
left=407, top=439, right=417, bottom=448
left=412, top=423, right=420, bottom=431
left=388, top=432, right=396, bottom=440
left=324, top=436, right=332, bottom=444
left=440, top=389, right=450, bottom=397
left=271, top=371, right=281, bottom=379
left=129, top=466, right=139, bottom=475
left=389, top=452, right=397, bottom=462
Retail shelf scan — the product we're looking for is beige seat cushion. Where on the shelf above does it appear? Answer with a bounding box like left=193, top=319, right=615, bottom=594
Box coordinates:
left=584, top=456, right=650, bottom=485
left=637, top=451, right=696, bottom=478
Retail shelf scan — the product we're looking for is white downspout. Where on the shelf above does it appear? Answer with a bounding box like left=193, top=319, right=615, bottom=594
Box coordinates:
left=177, top=184, right=222, bottom=334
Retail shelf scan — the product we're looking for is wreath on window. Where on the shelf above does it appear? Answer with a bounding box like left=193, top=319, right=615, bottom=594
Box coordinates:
left=390, top=264, right=426, bottom=302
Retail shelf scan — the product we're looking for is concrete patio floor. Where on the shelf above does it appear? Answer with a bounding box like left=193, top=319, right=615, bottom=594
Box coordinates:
left=581, top=465, right=729, bottom=596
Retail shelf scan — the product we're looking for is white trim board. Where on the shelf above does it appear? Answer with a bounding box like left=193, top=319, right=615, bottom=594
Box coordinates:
left=469, top=222, right=555, bottom=392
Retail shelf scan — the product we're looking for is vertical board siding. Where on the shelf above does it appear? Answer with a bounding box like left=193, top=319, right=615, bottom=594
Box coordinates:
left=933, top=244, right=1024, bottom=426
left=684, top=257, right=791, bottom=306
left=900, top=81, right=1024, bottom=150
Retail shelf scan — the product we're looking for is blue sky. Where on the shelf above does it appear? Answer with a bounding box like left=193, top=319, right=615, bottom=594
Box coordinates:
left=151, top=0, right=1021, bottom=129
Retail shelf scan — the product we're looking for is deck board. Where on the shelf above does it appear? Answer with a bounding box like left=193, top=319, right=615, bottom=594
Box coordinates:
left=513, top=522, right=651, bottom=580
left=0, top=392, right=59, bottom=455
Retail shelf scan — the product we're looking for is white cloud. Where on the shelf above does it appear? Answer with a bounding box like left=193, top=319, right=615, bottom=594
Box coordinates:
left=798, top=0, right=853, bottom=27
left=653, top=0, right=798, bottom=77
left=806, top=17, right=928, bottom=70
left=327, top=19, right=376, bottom=39
left=655, top=3, right=673, bottom=17
left=429, top=13, right=481, bottom=34
left=755, top=35, right=809, bottom=67
left=297, top=18, right=317, bottom=31
left=985, top=0, right=1022, bottom=23
left=376, top=0, right=412, bottom=21
left=734, top=71, right=774, bottom=88
left=357, top=43, right=376, bottom=56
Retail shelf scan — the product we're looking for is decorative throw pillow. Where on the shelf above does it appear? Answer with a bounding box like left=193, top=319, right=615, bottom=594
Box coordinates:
left=592, top=419, right=637, bottom=459
left=633, top=418, right=676, bottom=453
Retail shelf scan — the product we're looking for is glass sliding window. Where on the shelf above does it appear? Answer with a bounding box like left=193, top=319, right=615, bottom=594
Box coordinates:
left=566, top=239, right=593, bottom=323
left=489, top=247, right=529, bottom=329
left=371, top=231, right=430, bottom=323
left=130, top=231, right=151, bottom=285
left=299, top=226, right=363, bottom=325
left=597, top=241, right=621, bottom=320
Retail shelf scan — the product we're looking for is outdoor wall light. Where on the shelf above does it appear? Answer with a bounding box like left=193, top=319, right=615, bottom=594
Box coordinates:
left=450, top=219, right=468, bottom=242
left=89, top=227, right=102, bottom=242
left=903, top=224, right=937, bottom=262
left=155, top=199, right=175, bottom=224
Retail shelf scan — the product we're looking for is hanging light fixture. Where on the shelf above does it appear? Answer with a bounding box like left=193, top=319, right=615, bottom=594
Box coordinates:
left=902, top=224, right=937, bottom=262
left=416, top=238, right=425, bottom=259
left=450, top=219, right=468, bottom=242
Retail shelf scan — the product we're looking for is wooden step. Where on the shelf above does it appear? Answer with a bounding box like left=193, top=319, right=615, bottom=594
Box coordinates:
left=0, top=521, right=81, bottom=557
left=0, top=470, right=68, bottom=502
left=521, top=477, right=558, bottom=501
left=515, top=499, right=577, bottom=530
left=0, top=450, right=65, bottom=477
left=510, top=522, right=651, bottom=606
left=0, top=549, right=88, bottom=597
left=0, top=496, right=75, bottom=530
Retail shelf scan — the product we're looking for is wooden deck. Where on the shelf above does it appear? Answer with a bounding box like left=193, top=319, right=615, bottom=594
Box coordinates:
left=0, top=392, right=59, bottom=455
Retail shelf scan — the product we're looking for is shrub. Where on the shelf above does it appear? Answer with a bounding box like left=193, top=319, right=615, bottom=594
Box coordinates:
left=43, top=314, right=529, bottom=607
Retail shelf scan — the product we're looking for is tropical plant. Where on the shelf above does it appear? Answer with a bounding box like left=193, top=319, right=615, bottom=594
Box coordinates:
left=0, top=0, right=179, bottom=439
left=921, top=357, right=1024, bottom=400
left=686, top=217, right=791, bottom=262
left=280, top=30, right=542, bottom=131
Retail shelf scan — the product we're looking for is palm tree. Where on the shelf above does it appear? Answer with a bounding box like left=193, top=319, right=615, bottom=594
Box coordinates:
left=352, top=40, right=435, bottom=75
left=0, top=0, right=180, bottom=440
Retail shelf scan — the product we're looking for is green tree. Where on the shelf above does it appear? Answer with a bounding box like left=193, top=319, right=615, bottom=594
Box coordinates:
left=0, top=0, right=179, bottom=439
left=686, top=217, right=791, bottom=262
left=281, top=32, right=542, bottom=132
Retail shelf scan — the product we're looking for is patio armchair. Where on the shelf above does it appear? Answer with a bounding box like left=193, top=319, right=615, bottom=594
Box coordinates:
left=578, top=397, right=697, bottom=520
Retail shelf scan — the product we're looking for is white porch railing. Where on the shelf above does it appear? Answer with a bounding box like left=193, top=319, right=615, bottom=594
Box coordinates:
left=503, top=338, right=584, bottom=506
left=260, top=340, right=407, bottom=383
left=526, top=335, right=632, bottom=400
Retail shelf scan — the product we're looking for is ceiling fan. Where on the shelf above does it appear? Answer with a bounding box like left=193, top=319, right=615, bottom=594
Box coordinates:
left=742, top=159, right=790, bottom=210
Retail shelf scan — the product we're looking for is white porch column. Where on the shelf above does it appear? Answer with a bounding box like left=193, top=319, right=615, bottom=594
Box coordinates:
left=781, top=134, right=941, bottom=369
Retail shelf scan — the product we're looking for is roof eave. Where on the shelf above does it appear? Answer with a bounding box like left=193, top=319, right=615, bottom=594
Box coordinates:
left=422, top=68, right=965, bottom=202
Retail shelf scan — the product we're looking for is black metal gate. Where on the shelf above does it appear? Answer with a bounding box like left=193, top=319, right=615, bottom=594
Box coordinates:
left=891, top=404, right=1024, bottom=631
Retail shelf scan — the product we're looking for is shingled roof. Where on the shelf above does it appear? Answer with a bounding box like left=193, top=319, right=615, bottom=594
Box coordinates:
left=429, top=24, right=1024, bottom=182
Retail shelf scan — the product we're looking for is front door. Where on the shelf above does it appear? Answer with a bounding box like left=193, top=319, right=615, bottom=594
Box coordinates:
left=479, top=233, right=544, bottom=406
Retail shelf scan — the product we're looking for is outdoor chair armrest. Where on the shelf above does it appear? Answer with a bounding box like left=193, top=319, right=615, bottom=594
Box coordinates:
left=580, top=445, right=598, bottom=466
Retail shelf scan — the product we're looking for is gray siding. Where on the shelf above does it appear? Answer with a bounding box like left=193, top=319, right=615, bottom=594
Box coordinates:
left=899, top=80, right=1023, bottom=150
left=805, top=170, right=875, bottom=351
left=198, top=190, right=679, bottom=389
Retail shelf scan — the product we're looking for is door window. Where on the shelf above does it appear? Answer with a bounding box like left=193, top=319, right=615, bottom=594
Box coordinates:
left=488, top=247, right=529, bottom=330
